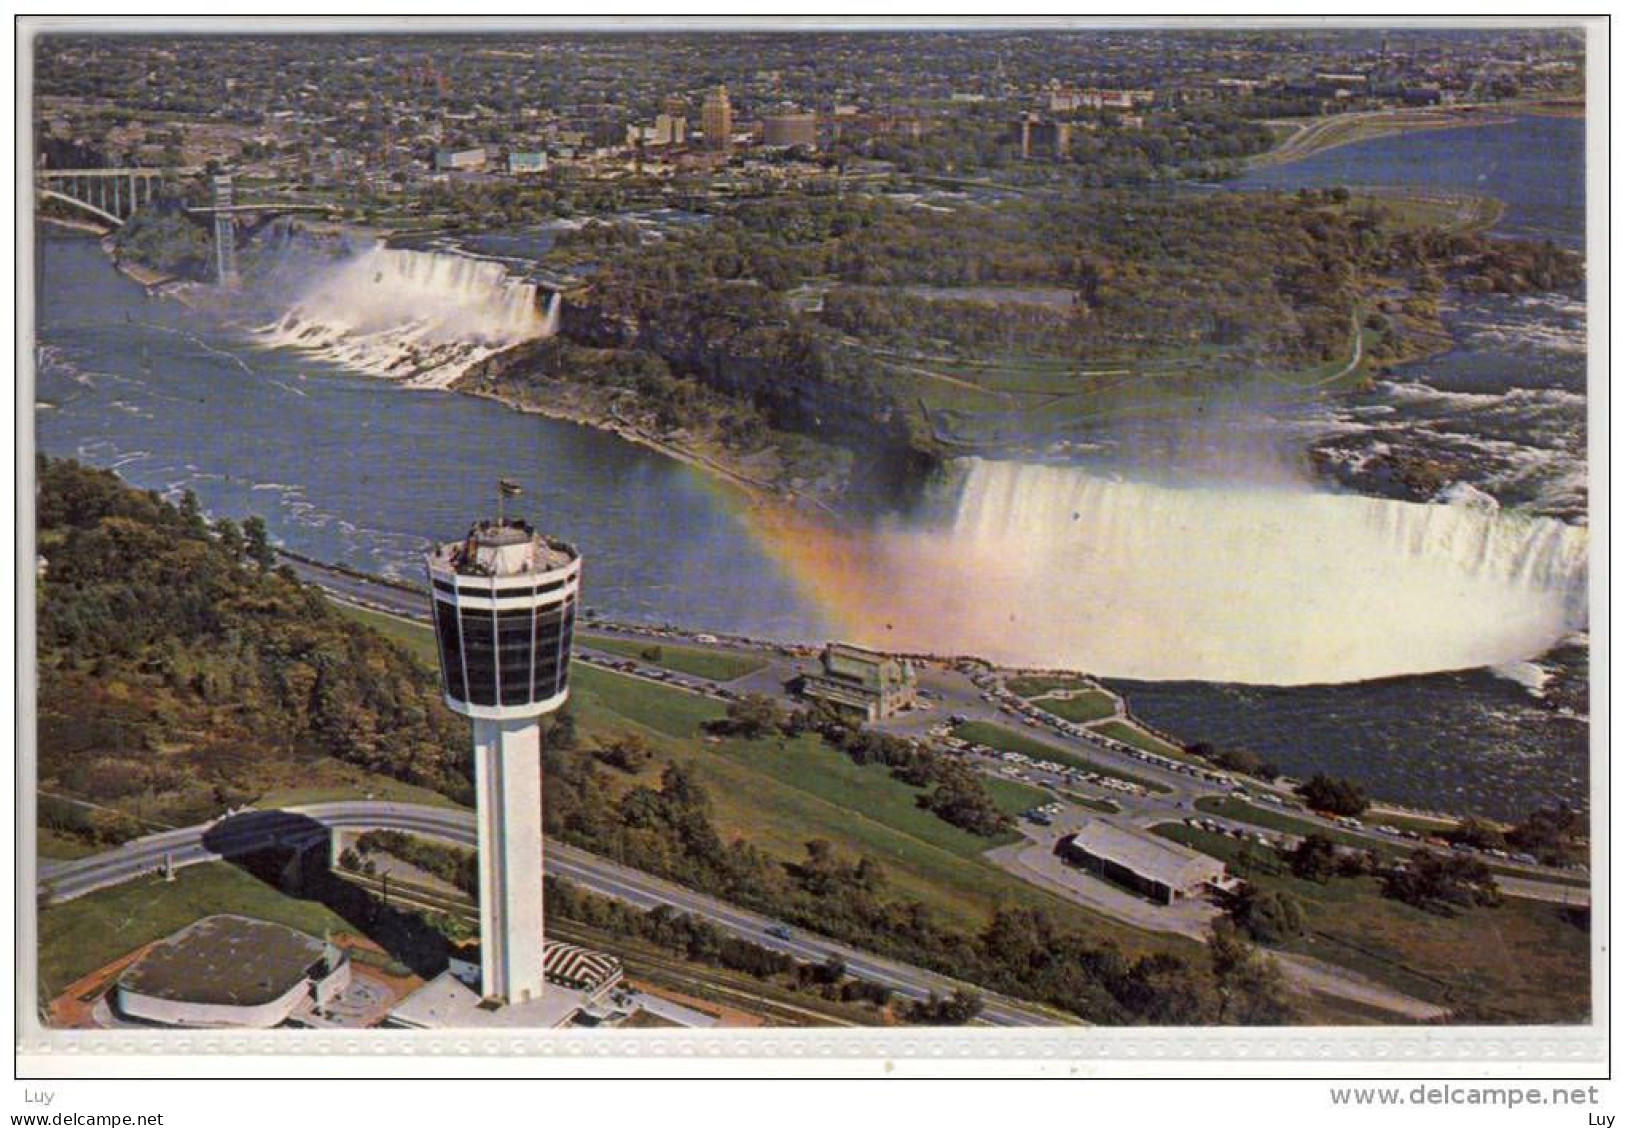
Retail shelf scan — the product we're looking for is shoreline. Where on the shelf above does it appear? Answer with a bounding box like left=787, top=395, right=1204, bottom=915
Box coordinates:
left=1250, top=108, right=1518, bottom=170
left=451, top=382, right=842, bottom=519
left=69, top=222, right=844, bottom=519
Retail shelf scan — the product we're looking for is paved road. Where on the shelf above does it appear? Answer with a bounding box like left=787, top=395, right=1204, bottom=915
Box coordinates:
left=281, top=550, right=1592, bottom=905
left=40, top=802, right=1067, bottom=1028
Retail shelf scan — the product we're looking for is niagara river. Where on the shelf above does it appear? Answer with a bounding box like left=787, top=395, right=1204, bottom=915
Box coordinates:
left=32, top=117, right=1589, bottom=819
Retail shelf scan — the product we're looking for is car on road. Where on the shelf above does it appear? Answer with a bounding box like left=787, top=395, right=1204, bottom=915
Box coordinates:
left=766, top=924, right=794, bottom=940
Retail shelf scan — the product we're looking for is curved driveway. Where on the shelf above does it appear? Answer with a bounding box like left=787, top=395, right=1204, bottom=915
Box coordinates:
left=40, top=801, right=1067, bottom=1028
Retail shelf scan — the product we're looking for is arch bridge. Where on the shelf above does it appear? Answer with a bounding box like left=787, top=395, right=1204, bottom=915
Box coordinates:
left=37, top=168, right=341, bottom=285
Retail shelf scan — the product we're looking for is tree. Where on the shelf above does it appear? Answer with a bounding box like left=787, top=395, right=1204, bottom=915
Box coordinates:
left=178, top=489, right=208, bottom=537
left=546, top=707, right=579, bottom=751
left=594, top=732, right=653, bottom=773
left=905, top=988, right=984, bottom=1025
left=213, top=515, right=243, bottom=561
left=242, top=515, right=276, bottom=570
left=716, top=693, right=783, bottom=740
left=1230, top=884, right=1305, bottom=945
left=1207, top=919, right=1296, bottom=1025
left=1506, top=804, right=1586, bottom=866
left=1289, top=833, right=1339, bottom=883
left=1383, top=850, right=1501, bottom=915
left=1447, top=816, right=1506, bottom=853
left=1297, top=773, right=1368, bottom=818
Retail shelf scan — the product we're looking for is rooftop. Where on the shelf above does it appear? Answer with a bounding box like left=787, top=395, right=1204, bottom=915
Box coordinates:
left=116, top=915, right=334, bottom=1007
left=387, top=970, right=589, bottom=1030
left=428, top=518, right=577, bottom=579
left=1063, top=820, right=1226, bottom=886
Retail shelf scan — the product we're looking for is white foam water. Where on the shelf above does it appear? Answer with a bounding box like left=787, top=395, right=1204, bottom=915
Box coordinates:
left=255, top=244, right=559, bottom=388
left=835, top=459, right=1589, bottom=685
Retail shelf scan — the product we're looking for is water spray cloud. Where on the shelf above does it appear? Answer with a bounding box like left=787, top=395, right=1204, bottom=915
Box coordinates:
left=753, top=459, right=1587, bottom=686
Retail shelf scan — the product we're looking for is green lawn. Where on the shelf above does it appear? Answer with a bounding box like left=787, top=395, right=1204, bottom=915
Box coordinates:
left=1006, top=674, right=1094, bottom=698
left=1190, top=799, right=1589, bottom=888
left=567, top=668, right=1170, bottom=947
left=327, top=604, right=1183, bottom=951
left=1060, top=792, right=1121, bottom=815
left=1092, top=720, right=1195, bottom=762
left=1029, top=690, right=1118, bottom=725
left=1151, top=824, right=1590, bottom=1023
left=37, top=829, right=99, bottom=861
left=580, top=634, right=768, bottom=682
left=38, top=863, right=354, bottom=1001
left=952, top=721, right=1171, bottom=793
left=1195, top=796, right=1392, bottom=852
left=256, top=769, right=469, bottom=812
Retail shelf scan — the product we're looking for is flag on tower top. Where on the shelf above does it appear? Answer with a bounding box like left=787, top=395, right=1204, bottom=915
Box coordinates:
left=498, top=478, right=523, bottom=497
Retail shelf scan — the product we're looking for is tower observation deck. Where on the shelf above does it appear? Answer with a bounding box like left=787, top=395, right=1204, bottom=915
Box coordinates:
left=426, top=514, right=580, bottom=1005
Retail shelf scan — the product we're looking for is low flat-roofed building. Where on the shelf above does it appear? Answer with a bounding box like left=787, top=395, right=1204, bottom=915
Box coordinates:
left=114, top=915, right=350, bottom=1028
left=1057, top=821, right=1226, bottom=905
left=508, top=151, right=548, bottom=174
left=387, top=938, right=625, bottom=1029
left=384, top=970, right=588, bottom=1030
left=435, top=147, right=487, bottom=171
left=800, top=642, right=917, bottom=722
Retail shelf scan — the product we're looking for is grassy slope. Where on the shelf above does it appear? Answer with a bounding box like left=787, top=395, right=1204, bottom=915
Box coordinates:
left=580, top=635, right=768, bottom=682
left=1093, top=720, right=1194, bottom=762
left=1152, top=824, right=1589, bottom=1023
left=1006, top=674, right=1095, bottom=698
left=335, top=604, right=1179, bottom=952
left=952, top=721, right=1171, bottom=793
left=39, top=863, right=354, bottom=999
left=1194, top=797, right=1590, bottom=889
left=569, top=664, right=1136, bottom=939
left=1028, top=690, right=1118, bottom=724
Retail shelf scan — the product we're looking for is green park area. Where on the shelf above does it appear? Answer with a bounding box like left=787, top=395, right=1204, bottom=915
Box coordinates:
left=1027, top=690, right=1118, bottom=725
left=1091, top=720, right=1194, bottom=762
left=335, top=605, right=1172, bottom=951
left=1005, top=674, right=1095, bottom=698
left=338, top=605, right=440, bottom=665
left=1196, top=796, right=1377, bottom=849
left=1151, top=824, right=1590, bottom=1024
left=37, top=830, right=99, bottom=861
left=1194, top=797, right=1590, bottom=889
left=578, top=634, right=769, bottom=682
left=950, top=721, right=1170, bottom=793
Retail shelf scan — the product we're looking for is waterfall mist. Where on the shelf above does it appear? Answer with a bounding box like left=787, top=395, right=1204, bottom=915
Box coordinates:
left=774, top=458, right=1588, bottom=685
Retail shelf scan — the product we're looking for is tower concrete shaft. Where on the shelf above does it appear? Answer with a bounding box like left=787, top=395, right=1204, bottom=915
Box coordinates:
left=472, top=717, right=547, bottom=1004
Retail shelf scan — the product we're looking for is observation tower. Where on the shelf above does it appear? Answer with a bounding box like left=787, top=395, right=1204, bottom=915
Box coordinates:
left=425, top=484, right=579, bottom=1005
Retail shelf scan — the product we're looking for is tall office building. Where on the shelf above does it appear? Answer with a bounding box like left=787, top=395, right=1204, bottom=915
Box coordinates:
left=425, top=495, right=580, bottom=1005
left=761, top=112, right=817, bottom=149
left=702, top=85, right=734, bottom=152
